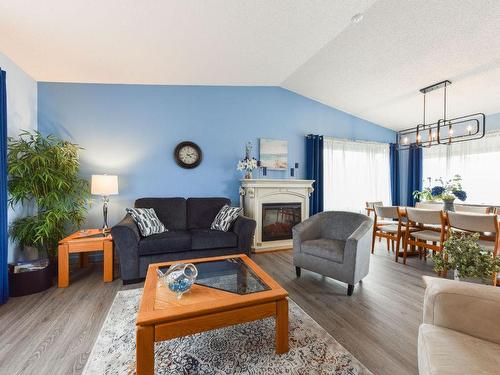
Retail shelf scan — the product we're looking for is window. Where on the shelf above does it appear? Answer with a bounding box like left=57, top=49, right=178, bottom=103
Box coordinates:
left=323, top=138, right=391, bottom=212
left=422, top=132, right=500, bottom=205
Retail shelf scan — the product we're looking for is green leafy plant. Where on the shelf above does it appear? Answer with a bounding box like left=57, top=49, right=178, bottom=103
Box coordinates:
left=433, top=232, right=500, bottom=282
left=8, top=130, right=89, bottom=260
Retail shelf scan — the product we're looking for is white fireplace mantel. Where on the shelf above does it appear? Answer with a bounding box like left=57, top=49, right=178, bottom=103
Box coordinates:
left=239, top=179, right=315, bottom=252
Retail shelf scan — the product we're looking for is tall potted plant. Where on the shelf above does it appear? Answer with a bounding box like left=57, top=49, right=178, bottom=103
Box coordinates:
left=8, top=131, right=89, bottom=267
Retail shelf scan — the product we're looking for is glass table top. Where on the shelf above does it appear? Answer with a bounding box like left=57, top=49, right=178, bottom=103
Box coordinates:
left=160, top=258, right=270, bottom=295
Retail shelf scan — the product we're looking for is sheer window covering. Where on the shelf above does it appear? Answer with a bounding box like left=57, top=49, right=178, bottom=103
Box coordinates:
left=323, top=137, right=391, bottom=212
left=422, top=132, right=500, bottom=205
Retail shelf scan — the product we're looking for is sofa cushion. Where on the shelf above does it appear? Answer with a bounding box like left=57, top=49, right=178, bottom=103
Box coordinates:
left=138, top=230, right=192, bottom=256
left=210, top=205, right=242, bottom=232
left=418, top=323, right=500, bottom=375
left=190, top=229, right=238, bottom=250
left=187, top=197, right=231, bottom=229
left=302, top=239, right=345, bottom=263
left=125, top=208, right=166, bottom=237
left=135, top=198, right=186, bottom=230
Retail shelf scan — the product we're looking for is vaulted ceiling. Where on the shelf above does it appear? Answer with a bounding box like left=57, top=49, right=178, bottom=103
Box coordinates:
left=1, top=0, right=500, bottom=130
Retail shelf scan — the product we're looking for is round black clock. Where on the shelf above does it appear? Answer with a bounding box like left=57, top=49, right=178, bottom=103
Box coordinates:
left=174, top=141, right=202, bottom=169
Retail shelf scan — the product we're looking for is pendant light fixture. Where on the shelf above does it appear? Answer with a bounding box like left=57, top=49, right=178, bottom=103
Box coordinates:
left=398, top=80, right=485, bottom=150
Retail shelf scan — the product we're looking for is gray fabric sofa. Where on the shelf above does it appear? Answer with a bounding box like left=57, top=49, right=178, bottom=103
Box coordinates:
left=418, top=276, right=500, bottom=375
left=111, top=197, right=256, bottom=283
left=292, top=211, right=373, bottom=295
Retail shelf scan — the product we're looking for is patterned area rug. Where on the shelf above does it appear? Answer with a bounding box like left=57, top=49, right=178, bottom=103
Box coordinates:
left=83, top=288, right=371, bottom=374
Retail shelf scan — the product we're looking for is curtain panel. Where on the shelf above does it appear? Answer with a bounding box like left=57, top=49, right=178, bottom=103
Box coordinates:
left=323, top=137, right=391, bottom=212
left=422, top=131, right=500, bottom=205
left=0, top=69, right=8, bottom=304
left=407, top=144, right=423, bottom=207
left=305, top=134, right=324, bottom=216
left=389, top=143, right=400, bottom=206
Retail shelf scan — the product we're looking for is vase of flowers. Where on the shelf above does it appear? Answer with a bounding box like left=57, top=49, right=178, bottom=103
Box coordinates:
left=413, top=175, right=467, bottom=211
left=237, top=142, right=258, bottom=179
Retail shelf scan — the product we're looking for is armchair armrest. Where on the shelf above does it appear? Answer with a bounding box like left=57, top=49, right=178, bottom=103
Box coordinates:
left=111, top=214, right=141, bottom=282
left=232, top=215, right=256, bottom=255
left=292, top=214, right=323, bottom=256
left=422, top=276, right=500, bottom=345
left=343, top=217, right=373, bottom=283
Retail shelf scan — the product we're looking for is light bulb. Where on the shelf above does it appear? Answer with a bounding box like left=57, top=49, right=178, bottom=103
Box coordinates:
left=449, top=128, right=454, bottom=135
left=431, top=132, right=437, bottom=140
left=467, top=125, right=472, bottom=135
left=416, top=134, right=422, bottom=141
left=403, top=137, right=409, bottom=144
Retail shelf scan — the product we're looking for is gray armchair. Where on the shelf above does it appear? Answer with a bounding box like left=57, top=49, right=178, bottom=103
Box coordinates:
left=292, top=211, right=373, bottom=295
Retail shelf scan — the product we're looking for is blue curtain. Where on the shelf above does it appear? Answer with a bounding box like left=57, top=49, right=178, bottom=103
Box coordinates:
left=0, top=69, right=8, bottom=304
left=406, top=144, right=422, bottom=207
left=306, top=134, right=323, bottom=215
left=389, top=143, right=400, bottom=206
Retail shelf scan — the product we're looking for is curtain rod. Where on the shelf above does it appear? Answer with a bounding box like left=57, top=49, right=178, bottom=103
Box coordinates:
left=321, top=136, right=390, bottom=145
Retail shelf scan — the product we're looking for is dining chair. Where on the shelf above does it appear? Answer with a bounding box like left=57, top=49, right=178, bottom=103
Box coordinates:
left=447, top=212, right=499, bottom=286
left=455, top=205, right=490, bottom=214
left=365, top=201, right=383, bottom=217
left=372, top=206, right=406, bottom=261
left=415, top=201, right=443, bottom=210
left=404, top=208, right=447, bottom=268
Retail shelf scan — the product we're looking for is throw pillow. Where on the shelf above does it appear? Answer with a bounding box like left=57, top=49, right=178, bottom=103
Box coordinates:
left=126, top=208, right=167, bottom=237
left=210, top=205, right=242, bottom=232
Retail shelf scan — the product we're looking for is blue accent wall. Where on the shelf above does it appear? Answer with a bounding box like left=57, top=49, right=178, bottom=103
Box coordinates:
left=38, top=83, right=395, bottom=227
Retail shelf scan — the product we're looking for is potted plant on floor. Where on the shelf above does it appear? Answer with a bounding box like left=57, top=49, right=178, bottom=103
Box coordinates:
left=7, top=131, right=89, bottom=295
left=432, top=232, right=500, bottom=284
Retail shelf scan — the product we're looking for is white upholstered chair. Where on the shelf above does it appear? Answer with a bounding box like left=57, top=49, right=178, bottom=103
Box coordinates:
left=455, top=205, right=490, bottom=214
left=372, top=205, right=405, bottom=260
left=404, top=208, right=447, bottom=266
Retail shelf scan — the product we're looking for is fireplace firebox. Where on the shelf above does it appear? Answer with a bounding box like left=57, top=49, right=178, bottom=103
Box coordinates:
left=262, top=203, right=301, bottom=242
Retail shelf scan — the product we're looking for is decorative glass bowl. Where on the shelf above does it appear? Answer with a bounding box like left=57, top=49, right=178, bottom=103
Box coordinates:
left=157, top=263, right=198, bottom=299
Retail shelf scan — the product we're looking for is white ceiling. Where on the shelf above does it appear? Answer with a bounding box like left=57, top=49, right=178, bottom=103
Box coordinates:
left=1, top=0, right=500, bottom=130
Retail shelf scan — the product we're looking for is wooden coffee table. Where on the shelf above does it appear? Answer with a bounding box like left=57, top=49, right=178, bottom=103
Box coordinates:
left=136, top=254, right=289, bottom=375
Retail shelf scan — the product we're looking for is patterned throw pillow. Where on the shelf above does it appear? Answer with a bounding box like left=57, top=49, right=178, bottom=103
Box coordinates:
left=210, top=205, right=243, bottom=232
left=126, top=208, right=167, bottom=237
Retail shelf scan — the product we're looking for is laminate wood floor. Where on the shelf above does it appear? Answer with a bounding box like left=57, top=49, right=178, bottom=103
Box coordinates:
left=0, top=244, right=438, bottom=375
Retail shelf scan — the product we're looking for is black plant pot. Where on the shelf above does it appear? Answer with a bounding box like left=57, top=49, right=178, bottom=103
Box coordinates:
left=8, top=263, right=53, bottom=297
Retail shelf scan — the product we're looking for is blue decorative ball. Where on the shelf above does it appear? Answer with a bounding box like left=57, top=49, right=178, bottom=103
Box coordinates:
left=431, top=186, right=445, bottom=197
left=453, top=190, right=467, bottom=201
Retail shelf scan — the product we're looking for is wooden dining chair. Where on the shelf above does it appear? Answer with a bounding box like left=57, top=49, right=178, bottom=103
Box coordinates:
left=455, top=205, right=490, bottom=214
left=365, top=201, right=383, bottom=217
left=404, top=208, right=447, bottom=267
left=415, top=202, right=443, bottom=210
left=447, top=212, right=499, bottom=286
left=372, top=206, right=406, bottom=261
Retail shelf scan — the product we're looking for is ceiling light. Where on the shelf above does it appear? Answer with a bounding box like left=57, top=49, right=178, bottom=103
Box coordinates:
left=351, top=13, right=364, bottom=24
left=397, top=80, right=486, bottom=149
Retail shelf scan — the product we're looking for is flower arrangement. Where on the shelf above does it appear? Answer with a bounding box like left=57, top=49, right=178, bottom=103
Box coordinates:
left=237, top=142, right=258, bottom=179
left=433, top=232, right=500, bottom=283
left=413, top=175, right=467, bottom=202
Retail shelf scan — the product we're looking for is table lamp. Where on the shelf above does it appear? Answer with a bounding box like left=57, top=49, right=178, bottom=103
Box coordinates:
left=91, top=174, right=119, bottom=232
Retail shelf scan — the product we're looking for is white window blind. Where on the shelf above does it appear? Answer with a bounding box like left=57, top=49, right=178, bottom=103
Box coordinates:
left=323, top=137, right=391, bottom=212
left=422, top=132, right=500, bottom=205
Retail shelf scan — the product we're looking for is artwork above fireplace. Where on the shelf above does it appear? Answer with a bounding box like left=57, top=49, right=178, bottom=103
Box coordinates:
left=262, top=203, right=301, bottom=242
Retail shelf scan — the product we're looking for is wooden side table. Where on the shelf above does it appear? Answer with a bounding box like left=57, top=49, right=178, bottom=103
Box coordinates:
left=58, top=229, right=114, bottom=288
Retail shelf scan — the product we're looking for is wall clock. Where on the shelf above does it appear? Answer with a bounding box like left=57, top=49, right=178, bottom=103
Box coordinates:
left=174, top=141, right=202, bottom=169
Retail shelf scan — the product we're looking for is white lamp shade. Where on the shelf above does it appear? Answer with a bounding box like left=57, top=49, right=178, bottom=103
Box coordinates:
left=91, top=175, right=119, bottom=196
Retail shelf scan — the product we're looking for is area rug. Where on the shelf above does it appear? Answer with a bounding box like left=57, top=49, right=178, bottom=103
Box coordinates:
left=83, top=288, right=371, bottom=375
